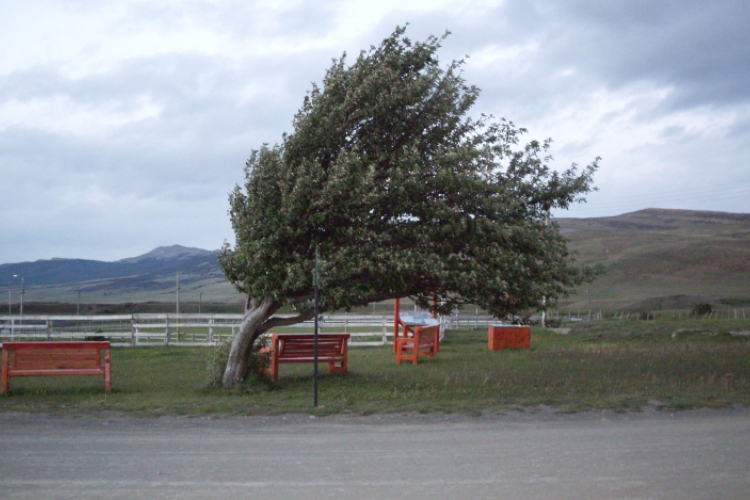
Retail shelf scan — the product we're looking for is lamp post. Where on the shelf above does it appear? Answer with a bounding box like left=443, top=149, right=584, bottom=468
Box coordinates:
left=175, top=272, right=182, bottom=339
left=12, top=275, right=24, bottom=318
left=176, top=272, right=181, bottom=315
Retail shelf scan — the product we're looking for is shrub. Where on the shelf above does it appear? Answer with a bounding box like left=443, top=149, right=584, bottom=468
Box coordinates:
left=692, top=303, right=712, bottom=317
left=207, top=338, right=271, bottom=387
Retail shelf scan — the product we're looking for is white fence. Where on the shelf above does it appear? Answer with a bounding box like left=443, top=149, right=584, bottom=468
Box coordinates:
left=0, top=314, right=396, bottom=347
left=0, top=312, right=499, bottom=348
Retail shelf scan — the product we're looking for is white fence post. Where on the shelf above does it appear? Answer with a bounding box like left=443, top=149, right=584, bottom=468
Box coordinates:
left=165, top=316, right=170, bottom=346
left=130, top=315, right=136, bottom=346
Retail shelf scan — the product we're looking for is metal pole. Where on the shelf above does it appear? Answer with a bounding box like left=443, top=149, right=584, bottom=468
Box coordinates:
left=7, top=290, right=10, bottom=315
left=20, top=277, right=24, bottom=318
left=313, top=246, right=320, bottom=408
left=199, top=292, right=203, bottom=314
left=176, top=273, right=181, bottom=340
left=176, top=272, right=181, bottom=315
left=77, top=290, right=81, bottom=316
left=541, top=209, right=550, bottom=328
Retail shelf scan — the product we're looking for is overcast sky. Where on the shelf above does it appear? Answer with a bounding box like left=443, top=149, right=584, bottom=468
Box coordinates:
left=1, top=0, right=748, bottom=263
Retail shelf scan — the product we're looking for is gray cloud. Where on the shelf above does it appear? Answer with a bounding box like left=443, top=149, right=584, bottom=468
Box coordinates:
left=1, top=0, right=748, bottom=263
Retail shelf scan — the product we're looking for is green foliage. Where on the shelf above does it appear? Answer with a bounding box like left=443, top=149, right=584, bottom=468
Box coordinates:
left=220, top=26, right=598, bottom=320
left=207, top=341, right=233, bottom=387
left=207, top=340, right=271, bottom=387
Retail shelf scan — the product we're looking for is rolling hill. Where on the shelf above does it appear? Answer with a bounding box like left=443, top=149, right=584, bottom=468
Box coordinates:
left=1, top=209, right=749, bottom=312
left=0, top=245, right=242, bottom=307
left=557, top=209, right=750, bottom=310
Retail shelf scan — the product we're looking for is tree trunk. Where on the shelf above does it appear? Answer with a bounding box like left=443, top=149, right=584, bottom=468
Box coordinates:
left=222, top=296, right=278, bottom=387
left=221, top=296, right=315, bottom=388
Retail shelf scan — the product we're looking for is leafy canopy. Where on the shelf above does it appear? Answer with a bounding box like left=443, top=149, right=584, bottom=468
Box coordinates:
left=220, top=27, right=598, bottom=317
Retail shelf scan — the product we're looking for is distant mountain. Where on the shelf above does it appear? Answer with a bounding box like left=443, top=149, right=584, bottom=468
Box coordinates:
left=0, top=245, right=219, bottom=288
left=117, top=245, right=216, bottom=263
left=0, top=245, right=240, bottom=304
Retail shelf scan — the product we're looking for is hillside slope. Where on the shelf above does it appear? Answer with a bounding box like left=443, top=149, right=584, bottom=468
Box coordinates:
left=2, top=210, right=748, bottom=310
left=0, top=245, right=241, bottom=305
left=557, top=209, right=750, bottom=310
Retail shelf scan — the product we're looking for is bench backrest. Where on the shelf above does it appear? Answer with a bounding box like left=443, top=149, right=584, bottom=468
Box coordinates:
left=273, top=334, right=349, bottom=359
left=416, top=326, right=439, bottom=347
left=3, top=341, right=110, bottom=371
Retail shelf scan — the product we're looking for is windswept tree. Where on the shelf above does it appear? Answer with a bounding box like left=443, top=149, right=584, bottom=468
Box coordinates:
left=219, top=27, right=598, bottom=387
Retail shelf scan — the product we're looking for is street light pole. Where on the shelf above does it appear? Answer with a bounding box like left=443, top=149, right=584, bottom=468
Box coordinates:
left=13, top=275, right=24, bottom=318
left=176, top=272, right=181, bottom=315
left=175, top=272, right=181, bottom=338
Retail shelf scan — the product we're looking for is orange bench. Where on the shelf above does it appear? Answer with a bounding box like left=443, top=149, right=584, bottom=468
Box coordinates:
left=1, top=341, right=112, bottom=394
left=265, top=334, right=350, bottom=382
left=395, top=325, right=439, bottom=365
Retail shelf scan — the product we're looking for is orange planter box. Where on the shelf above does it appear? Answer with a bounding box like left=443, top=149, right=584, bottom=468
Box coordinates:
left=488, top=325, right=531, bottom=350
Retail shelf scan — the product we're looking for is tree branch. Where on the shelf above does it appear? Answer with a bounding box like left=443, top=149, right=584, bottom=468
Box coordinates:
left=258, top=311, right=315, bottom=334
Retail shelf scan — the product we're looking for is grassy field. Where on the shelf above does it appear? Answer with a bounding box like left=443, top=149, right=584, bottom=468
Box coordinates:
left=559, top=209, right=750, bottom=310
left=2, top=319, right=749, bottom=416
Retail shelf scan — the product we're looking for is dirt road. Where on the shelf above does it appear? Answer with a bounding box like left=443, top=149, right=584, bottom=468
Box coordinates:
left=1, top=408, right=748, bottom=499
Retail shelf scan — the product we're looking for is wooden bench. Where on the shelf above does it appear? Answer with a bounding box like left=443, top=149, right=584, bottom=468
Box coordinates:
left=395, top=325, right=439, bottom=365
left=1, top=341, right=112, bottom=394
left=264, top=334, right=350, bottom=382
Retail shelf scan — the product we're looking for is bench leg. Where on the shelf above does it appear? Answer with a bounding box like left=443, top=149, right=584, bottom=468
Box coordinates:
left=270, top=352, right=279, bottom=382
left=104, top=348, right=112, bottom=393
left=395, top=339, right=419, bottom=365
left=1, top=349, right=9, bottom=394
left=326, top=357, right=348, bottom=374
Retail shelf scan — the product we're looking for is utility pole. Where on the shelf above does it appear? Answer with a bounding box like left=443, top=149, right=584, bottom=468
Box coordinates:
left=541, top=209, right=550, bottom=328
left=176, top=272, right=181, bottom=315
left=176, top=273, right=181, bottom=339
left=19, top=277, right=24, bottom=318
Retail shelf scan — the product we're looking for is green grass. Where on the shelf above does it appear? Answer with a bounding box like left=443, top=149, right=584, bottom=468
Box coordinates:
left=2, top=319, right=750, bottom=416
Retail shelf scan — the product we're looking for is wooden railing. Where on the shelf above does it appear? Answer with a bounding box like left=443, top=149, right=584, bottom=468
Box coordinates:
left=0, top=312, right=502, bottom=348
left=0, top=314, right=394, bottom=347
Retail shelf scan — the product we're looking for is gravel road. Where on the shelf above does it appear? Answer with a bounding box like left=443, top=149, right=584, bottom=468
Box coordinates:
left=1, top=407, right=749, bottom=499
